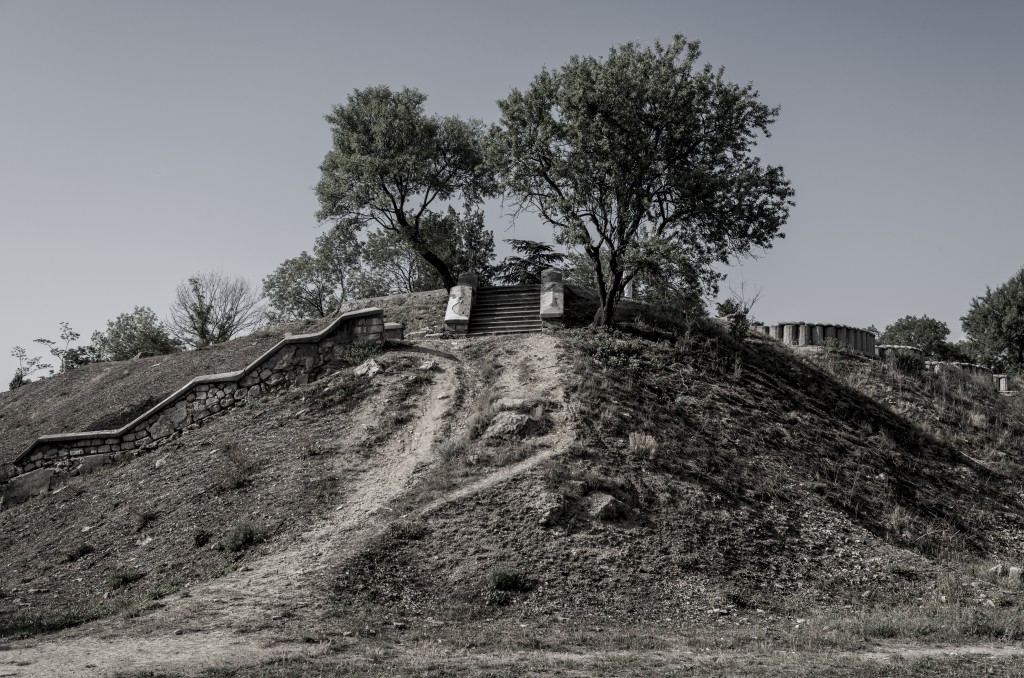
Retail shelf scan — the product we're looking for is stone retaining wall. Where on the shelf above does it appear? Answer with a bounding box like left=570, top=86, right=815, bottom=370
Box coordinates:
left=756, top=322, right=876, bottom=356
left=2, top=308, right=388, bottom=506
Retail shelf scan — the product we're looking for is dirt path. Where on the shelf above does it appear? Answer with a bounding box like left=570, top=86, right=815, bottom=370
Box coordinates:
left=0, top=346, right=462, bottom=678
left=0, top=336, right=574, bottom=678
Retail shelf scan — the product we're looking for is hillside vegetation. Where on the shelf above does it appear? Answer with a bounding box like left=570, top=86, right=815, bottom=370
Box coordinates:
left=3, top=297, right=1024, bottom=677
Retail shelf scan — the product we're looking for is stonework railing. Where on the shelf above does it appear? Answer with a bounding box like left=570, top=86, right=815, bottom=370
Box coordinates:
left=2, top=308, right=388, bottom=508
left=756, top=322, right=876, bottom=356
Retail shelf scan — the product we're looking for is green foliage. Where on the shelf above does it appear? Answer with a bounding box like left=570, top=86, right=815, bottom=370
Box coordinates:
left=316, top=86, right=495, bottom=289
left=221, top=521, right=260, bottom=553
left=879, top=315, right=951, bottom=358
left=890, top=351, right=926, bottom=376
left=263, top=223, right=362, bottom=321
left=962, top=267, right=1024, bottom=373
left=494, top=239, right=566, bottom=285
left=107, top=568, right=146, bottom=590
left=8, top=345, right=51, bottom=389
left=484, top=563, right=534, bottom=604
left=355, top=207, right=496, bottom=295
left=490, top=35, right=793, bottom=326
left=192, top=528, right=213, bottom=548
left=32, top=322, right=98, bottom=373
left=91, top=306, right=181, bottom=361
left=168, top=271, right=264, bottom=347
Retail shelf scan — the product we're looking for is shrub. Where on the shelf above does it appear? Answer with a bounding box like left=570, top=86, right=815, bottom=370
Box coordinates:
left=221, top=521, right=261, bottom=553
left=434, top=437, right=467, bottom=461
left=628, top=431, right=658, bottom=459
left=891, top=352, right=925, bottom=376
left=486, top=564, right=533, bottom=593
left=192, top=528, right=213, bottom=548
left=107, top=568, right=146, bottom=590
left=64, top=543, right=95, bottom=563
left=216, top=444, right=257, bottom=491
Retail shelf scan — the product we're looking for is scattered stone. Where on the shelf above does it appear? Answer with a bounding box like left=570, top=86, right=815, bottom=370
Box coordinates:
left=354, top=358, right=383, bottom=378
left=484, top=412, right=533, bottom=439
left=590, top=493, right=629, bottom=521
left=418, top=360, right=437, bottom=371
left=1010, top=566, right=1022, bottom=581
left=173, top=629, right=184, bottom=636
left=78, top=454, right=113, bottom=475
left=154, top=457, right=167, bottom=469
left=1, top=468, right=54, bottom=507
left=437, top=394, right=449, bottom=400
left=989, top=564, right=1005, bottom=576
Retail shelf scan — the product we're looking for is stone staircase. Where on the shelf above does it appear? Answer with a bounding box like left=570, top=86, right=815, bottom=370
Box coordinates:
left=467, top=285, right=543, bottom=336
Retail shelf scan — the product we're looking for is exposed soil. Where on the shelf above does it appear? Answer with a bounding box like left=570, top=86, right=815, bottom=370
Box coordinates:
left=3, top=304, right=1024, bottom=677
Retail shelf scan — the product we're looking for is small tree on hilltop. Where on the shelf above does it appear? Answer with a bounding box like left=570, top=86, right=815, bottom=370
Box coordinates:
left=961, top=268, right=1024, bottom=373
left=489, top=35, right=794, bottom=326
left=8, top=346, right=52, bottom=390
left=168, top=272, right=264, bottom=348
left=91, top=307, right=182, bottom=361
left=34, top=322, right=97, bottom=373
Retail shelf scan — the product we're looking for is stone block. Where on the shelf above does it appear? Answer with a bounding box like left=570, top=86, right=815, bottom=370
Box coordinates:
left=384, top=322, right=404, bottom=340
left=2, top=468, right=54, bottom=507
left=825, top=326, right=837, bottom=340
left=444, top=283, right=474, bottom=333
left=540, top=268, right=564, bottom=321
left=798, top=324, right=810, bottom=346
left=812, top=325, right=824, bottom=345
left=78, top=453, right=113, bottom=475
left=783, top=324, right=798, bottom=345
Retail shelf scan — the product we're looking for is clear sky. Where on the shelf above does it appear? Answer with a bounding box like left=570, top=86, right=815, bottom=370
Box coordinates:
left=1, top=0, right=1021, bottom=387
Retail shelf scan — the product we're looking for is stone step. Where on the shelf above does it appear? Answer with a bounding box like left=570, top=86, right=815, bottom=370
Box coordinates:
left=467, top=327, right=544, bottom=336
left=470, top=310, right=541, bottom=321
left=467, top=321, right=543, bottom=332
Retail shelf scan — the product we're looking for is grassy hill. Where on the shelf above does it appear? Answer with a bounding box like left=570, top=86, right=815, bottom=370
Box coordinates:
left=3, top=294, right=1024, bottom=677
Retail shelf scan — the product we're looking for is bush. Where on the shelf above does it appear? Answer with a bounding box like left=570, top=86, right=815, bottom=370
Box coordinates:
left=221, top=521, right=261, bottom=553
left=192, top=528, right=213, bottom=548
left=433, top=437, right=467, bottom=461
left=486, top=564, right=533, bottom=593
left=107, top=568, right=146, bottom=590
left=64, top=543, right=95, bottom=563
left=890, top=352, right=925, bottom=376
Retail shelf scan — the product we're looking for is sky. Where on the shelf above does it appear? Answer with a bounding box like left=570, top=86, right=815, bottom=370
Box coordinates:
left=1, top=0, right=1022, bottom=386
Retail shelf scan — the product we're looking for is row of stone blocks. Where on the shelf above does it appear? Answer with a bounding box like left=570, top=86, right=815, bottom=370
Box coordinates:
left=1, top=308, right=391, bottom=508
left=864, top=345, right=1015, bottom=392
left=756, top=323, right=877, bottom=355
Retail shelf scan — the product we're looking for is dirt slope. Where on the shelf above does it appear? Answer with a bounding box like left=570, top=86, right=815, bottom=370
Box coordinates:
left=2, top=310, right=1024, bottom=676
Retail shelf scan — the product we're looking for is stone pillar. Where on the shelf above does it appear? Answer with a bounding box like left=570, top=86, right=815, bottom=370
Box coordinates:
left=825, top=326, right=837, bottom=341
left=812, top=325, right=825, bottom=345
left=867, top=333, right=876, bottom=356
left=444, top=273, right=478, bottom=335
left=783, top=324, right=798, bottom=345
left=854, top=331, right=863, bottom=353
left=539, top=268, right=565, bottom=327
left=837, top=327, right=848, bottom=347
left=623, top=278, right=634, bottom=299
left=798, top=324, right=810, bottom=346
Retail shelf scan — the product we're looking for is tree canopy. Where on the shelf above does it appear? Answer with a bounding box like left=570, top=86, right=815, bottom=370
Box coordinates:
left=263, top=224, right=362, bottom=321
left=878, top=315, right=951, bottom=357
left=489, top=35, right=794, bottom=325
left=494, top=239, right=566, bottom=286
left=962, top=268, right=1024, bottom=373
left=91, top=306, right=182, bottom=361
left=315, top=86, right=494, bottom=289
left=168, top=272, right=264, bottom=347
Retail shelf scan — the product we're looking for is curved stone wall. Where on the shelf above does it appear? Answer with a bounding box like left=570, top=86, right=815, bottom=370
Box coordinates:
left=2, top=308, right=388, bottom=506
left=756, top=322, right=876, bottom=356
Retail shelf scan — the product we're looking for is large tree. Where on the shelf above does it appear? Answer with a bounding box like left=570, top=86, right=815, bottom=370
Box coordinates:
left=315, top=86, right=494, bottom=289
left=489, top=35, right=794, bottom=326
left=962, top=268, right=1024, bottom=373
